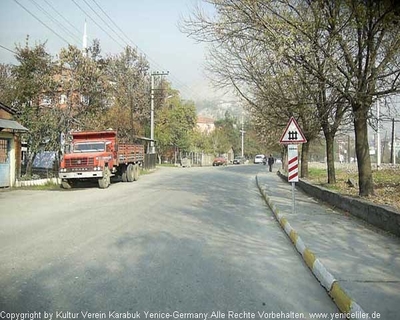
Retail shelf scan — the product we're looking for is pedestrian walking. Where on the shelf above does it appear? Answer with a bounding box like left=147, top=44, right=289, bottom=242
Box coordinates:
left=267, top=154, right=274, bottom=172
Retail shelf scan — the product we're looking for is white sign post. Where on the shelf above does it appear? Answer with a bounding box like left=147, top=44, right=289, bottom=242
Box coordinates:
left=279, top=117, right=306, bottom=215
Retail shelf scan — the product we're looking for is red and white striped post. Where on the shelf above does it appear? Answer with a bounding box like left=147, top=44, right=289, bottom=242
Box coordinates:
left=288, top=145, right=299, bottom=215
left=288, top=145, right=299, bottom=183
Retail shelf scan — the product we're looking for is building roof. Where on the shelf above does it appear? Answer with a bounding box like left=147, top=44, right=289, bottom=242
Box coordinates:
left=197, top=116, right=214, bottom=124
left=0, top=101, right=17, bottom=115
left=0, top=119, right=28, bottom=132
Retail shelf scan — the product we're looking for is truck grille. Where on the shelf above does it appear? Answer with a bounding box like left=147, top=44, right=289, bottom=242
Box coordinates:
left=65, top=158, right=94, bottom=167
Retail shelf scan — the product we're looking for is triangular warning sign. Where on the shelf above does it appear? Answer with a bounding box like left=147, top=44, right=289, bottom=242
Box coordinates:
left=279, top=117, right=307, bottom=144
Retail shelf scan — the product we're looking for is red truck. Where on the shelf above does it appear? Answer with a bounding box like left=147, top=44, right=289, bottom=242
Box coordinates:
left=59, top=130, right=144, bottom=189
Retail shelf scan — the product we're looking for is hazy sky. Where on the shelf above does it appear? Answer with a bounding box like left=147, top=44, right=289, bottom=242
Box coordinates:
left=0, top=0, right=220, bottom=101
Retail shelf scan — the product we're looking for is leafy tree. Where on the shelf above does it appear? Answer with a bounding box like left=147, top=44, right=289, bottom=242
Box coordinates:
left=208, top=127, right=230, bottom=156
left=11, top=39, right=60, bottom=176
left=0, top=64, right=15, bottom=105
left=214, top=111, right=241, bottom=155
left=104, top=46, right=150, bottom=140
left=191, top=128, right=213, bottom=154
left=155, top=95, right=197, bottom=161
left=58, top=42, right=109, bottom=136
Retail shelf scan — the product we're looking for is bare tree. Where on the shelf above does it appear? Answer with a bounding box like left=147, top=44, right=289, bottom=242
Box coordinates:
left=182, top=0, right=400, bottom=196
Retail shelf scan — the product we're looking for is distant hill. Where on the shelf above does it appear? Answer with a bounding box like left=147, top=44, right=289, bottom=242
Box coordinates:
left=196, top=98, right=244, bottom=120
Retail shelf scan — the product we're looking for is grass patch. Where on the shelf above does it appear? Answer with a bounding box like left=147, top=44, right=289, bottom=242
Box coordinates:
left=18, top=181, right=61, bottom=190
left=140, top=169, right=154, bottom=175
left=157, top=163, right=177, bottom=167
left=307, top=166, right=400, bottom=211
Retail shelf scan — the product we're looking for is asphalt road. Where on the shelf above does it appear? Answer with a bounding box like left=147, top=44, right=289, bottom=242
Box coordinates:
left=0, top=165, right=338, bottom=319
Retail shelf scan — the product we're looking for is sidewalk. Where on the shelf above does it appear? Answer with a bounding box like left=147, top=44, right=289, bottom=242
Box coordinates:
left=256, top=172, right=400, bottom=320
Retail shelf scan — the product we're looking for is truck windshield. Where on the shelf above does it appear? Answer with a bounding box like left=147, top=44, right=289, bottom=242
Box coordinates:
left=73, top=142, right=105, bottom=153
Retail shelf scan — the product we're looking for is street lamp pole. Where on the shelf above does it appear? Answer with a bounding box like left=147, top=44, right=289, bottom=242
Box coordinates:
left=240, top=114, right=245, bottom=157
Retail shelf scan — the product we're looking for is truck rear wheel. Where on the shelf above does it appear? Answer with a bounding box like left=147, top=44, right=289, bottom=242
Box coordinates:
left=127, top=164, right=135, bottom=182
left=121, top=165, right=128, bottom=182
left=98, top=167, right=111, bottom=189
left=133, top=164, right=140, bottom=181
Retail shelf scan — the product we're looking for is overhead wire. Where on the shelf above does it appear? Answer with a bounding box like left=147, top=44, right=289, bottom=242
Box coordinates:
left=91, top=0, right=137, bottom=49
left=13, top=0, right=71, bottom=45
left=0, top=44, right=17, bottom=55
left=81, top=0, right=129, bottom=49
left=27, top=0, right=81, bottom=45
left=87, top=0, right=203, bottom=101
left=70, top=0, right=126, bottom=50
left=11, top=0, right=204, bottom=101
left=42, top=0, right=83, bottom=41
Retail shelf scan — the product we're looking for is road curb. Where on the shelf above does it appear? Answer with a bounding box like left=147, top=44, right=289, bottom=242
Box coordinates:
left=256, top=175, right=368, bottom=319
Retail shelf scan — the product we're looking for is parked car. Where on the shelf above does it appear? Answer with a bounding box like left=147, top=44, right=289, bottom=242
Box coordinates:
left=213, top=157, right=227, bottom=166
left=254, top=154, right=265, bottom=164
left=233, top=156, right=245, bottom=164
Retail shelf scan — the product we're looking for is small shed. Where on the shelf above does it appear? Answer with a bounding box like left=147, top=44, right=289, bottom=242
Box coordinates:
left=0, top=102, right=28, bottom=187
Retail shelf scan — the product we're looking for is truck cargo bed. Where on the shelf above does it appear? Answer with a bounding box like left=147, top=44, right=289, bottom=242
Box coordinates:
left=118, top=144, right=144, bottom=163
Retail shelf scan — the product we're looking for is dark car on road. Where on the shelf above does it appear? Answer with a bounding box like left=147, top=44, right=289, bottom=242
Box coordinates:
left=213, top=157, right=227, bottom=166
left=233, top=156, right=245, bottom=164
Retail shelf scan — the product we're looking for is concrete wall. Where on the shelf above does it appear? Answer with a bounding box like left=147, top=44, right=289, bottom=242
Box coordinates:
left=277, top=171, right=400, bottom=237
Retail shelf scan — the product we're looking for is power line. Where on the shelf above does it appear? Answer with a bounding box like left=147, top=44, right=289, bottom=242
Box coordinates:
left=27, top=0, right=81, bottom=45
left=13, top=0, right=71, bottom=45
left=82, top=0, right=129, bottom=48
left=42, top=0, right=83, bottom=41
left=90, top=0, right=139, bottom=50
left=12, top=0, right=204, bottom=101
left=88, top=0, right=202, bottom=101
left=70, top=0, right=125, bottom=50
left=0, top=44, right=17, bottom=55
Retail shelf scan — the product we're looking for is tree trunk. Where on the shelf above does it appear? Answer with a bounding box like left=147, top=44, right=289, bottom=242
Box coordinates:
left=283, top=145, right=288, bottom=173
left=325, top=133, right=336, bottom=184
left=300, top=142, right=309, bottom=178
left=26, top=151, right=37, bottom=177
left=354, top=110, right=374, bottom=196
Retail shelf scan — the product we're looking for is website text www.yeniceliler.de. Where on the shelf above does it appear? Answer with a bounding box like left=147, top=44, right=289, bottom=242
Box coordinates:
left=0, top=310, right=382, bottom=320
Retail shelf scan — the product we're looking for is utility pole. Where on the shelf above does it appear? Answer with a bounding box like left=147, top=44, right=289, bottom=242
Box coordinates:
left=150, top=71, right=168, bottom=154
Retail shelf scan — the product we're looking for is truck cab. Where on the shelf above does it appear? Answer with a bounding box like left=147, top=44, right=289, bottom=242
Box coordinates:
left=59, top=131, right=117, bottom=189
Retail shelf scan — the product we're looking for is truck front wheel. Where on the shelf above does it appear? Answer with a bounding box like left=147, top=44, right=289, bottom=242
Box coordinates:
left=61, top=179, right=73, bottom=189
left=98, top=167, right=111, bottom=189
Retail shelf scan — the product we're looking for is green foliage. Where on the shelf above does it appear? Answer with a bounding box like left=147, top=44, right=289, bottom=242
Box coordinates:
left=155, top=97, right=197, bottom=155
left=12, top=39, right=60, bottom=175
left=191, top=129, right=212, bottom=154
left=0, top=64, right=15, bottom=105
left=104, top=46, right=150, bottom=139
left=208, top=128, right=230, bottom=156
left=58, top=42, right=109, bottom=133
